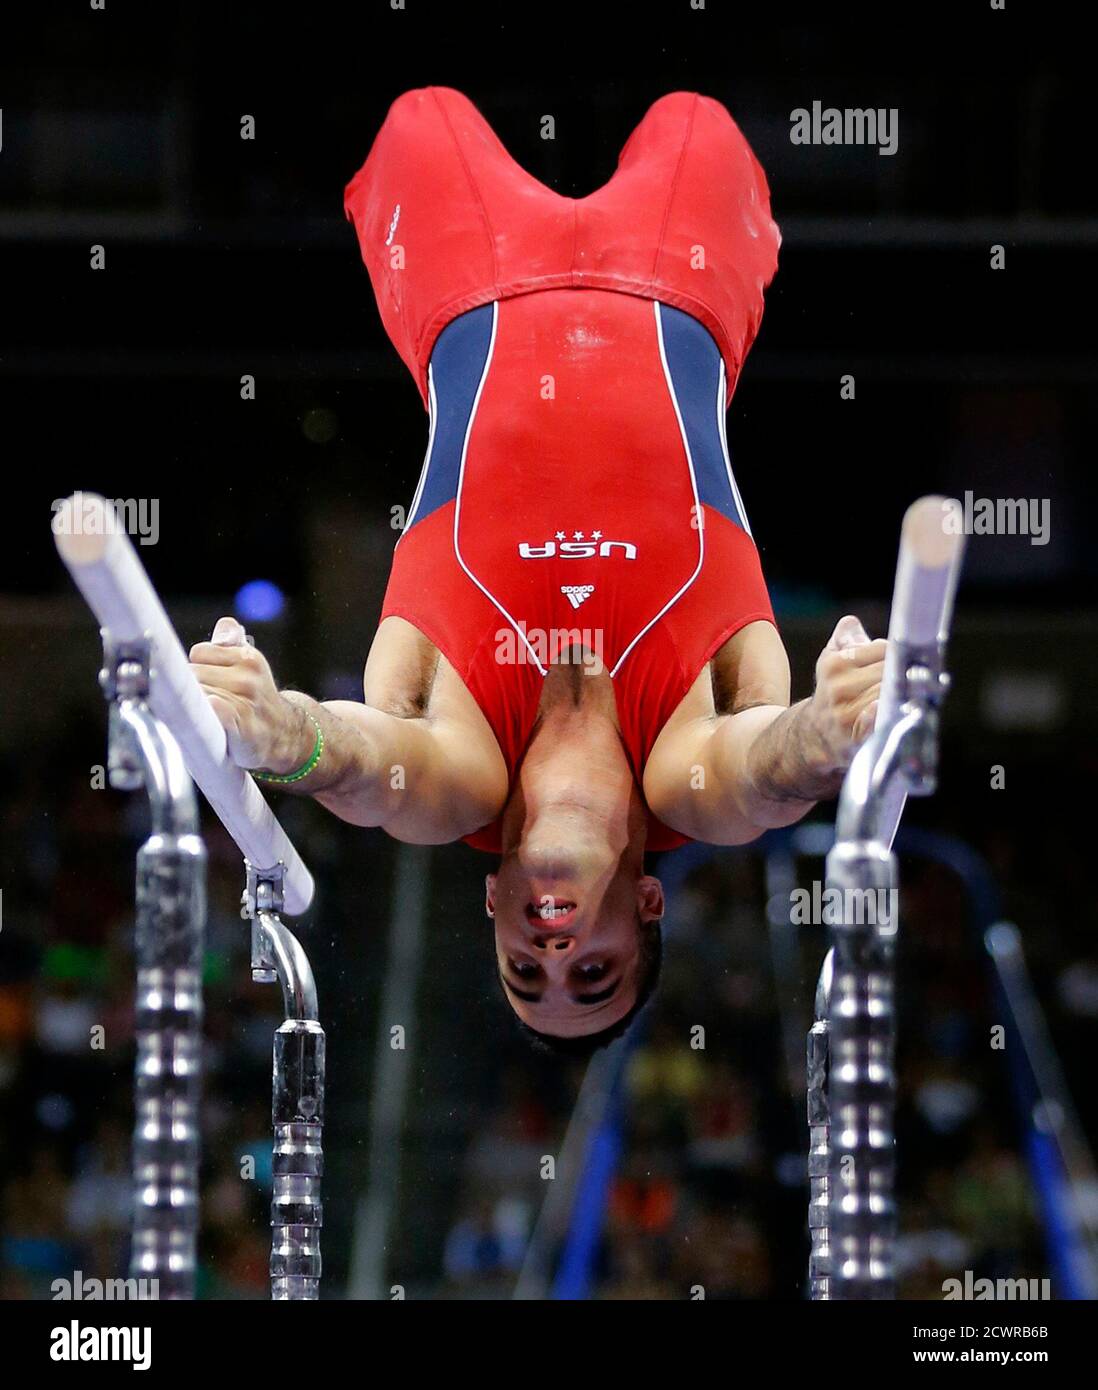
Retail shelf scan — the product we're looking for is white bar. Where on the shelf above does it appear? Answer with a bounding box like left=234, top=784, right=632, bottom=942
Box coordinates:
left=53, top=493, right=314, bottom=915
left=876, top=495, right=966, bottom=848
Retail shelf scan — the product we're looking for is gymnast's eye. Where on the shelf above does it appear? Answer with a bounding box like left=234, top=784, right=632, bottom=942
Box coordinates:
left=575, top=962, right=608, bottom=982
left=510, top=960, right=539, bottom=979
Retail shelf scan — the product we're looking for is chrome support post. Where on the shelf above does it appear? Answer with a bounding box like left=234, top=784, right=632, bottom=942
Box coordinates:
left=809, top=639, right=952, bottom=1300
left=101, top=636, right=206, bottom=1300
left=807, top=949, right=833, bottom=1300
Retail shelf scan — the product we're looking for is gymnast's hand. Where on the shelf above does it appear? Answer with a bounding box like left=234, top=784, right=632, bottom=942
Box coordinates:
left=804, top=614, right=887, bottom=773
left=189, top=616, right=304, bottom=772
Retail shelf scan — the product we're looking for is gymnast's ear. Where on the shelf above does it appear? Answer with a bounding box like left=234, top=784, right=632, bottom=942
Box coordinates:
left=484, top=874, right=497, bottom=919
left=637, top=875, right=664, bottom=923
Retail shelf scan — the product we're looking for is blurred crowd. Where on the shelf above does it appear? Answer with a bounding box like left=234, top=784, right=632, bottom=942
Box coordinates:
left=2, top=729, right=1095, bottom=1300
left=0, top=740, right=279, bottom=1299
left=436, top=809, right=1096, bottom=1299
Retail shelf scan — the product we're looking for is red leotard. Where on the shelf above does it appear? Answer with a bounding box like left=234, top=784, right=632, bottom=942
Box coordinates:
left=344, top=87, right=781, bottom=853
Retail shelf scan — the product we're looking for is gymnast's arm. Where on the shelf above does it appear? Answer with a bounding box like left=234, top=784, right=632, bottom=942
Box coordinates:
left=189, top=617, right=508, bottom=845
left=643, top=616, right=886, bottom=846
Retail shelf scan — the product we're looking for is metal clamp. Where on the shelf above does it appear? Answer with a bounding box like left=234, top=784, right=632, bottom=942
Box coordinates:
left=240, top=863, right=325, bottom=1300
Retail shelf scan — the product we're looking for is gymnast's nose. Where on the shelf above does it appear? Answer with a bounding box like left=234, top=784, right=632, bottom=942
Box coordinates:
left=531, top=933, right=575, bottom=953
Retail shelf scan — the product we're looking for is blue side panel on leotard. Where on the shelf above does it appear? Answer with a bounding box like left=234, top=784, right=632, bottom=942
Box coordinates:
left=403, top=302, right=495, bottom=533
left=657, top=302, right=748, bottom=531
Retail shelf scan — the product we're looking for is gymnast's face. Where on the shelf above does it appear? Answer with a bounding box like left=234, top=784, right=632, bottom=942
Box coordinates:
left=486, top=852, right=664, bottom=1038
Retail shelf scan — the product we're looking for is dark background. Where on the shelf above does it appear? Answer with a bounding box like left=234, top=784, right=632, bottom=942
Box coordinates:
left=0, top=3, right=1093, bottom=605
left=0, top=0, right=1094, bottom=1301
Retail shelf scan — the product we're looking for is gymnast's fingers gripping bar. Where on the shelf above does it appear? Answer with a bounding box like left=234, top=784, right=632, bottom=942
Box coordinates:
left=53, top=493, right=315, bottom=916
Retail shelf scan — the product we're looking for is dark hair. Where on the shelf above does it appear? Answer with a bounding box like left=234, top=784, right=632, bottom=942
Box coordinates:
left=509, top=916, right=663, bottom=1059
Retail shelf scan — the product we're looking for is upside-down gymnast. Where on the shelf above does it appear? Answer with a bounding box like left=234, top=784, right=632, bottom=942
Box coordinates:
left=189, top=87, right=886, bottom=1053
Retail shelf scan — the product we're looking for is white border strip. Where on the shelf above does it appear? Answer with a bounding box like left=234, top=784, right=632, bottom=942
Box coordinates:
left=452, top=302, right=549, bottom=676
left=401, top=361, right=439, bottom=539
left=610, top=302, right=705, bottom=678
left=717, top=357, right=753, bottom=539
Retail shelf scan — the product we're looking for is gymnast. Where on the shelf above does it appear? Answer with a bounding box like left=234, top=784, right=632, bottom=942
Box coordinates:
left=188, top=88, right=886, bottom=1054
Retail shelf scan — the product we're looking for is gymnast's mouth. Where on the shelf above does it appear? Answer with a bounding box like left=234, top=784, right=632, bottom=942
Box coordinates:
left=526, top=899, right=577, bottom=929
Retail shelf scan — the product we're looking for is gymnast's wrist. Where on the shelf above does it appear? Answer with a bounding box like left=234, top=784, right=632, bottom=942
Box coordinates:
left=782, top=699, right=848, bottom=800
left=767, top=695, right=850, bottom=806
left=253, top=700, right=323, bottom=782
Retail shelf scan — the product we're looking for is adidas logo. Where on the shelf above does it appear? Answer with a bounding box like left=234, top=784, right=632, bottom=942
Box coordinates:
left=561, top=585, right=595, bottom=610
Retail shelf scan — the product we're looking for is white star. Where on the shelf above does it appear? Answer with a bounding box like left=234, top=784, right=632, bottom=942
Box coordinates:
left=555, top=531, right=566, bottom=541
left=592, top=529, right=603, bottom=540
left=573, top=530, right=585, bottom=540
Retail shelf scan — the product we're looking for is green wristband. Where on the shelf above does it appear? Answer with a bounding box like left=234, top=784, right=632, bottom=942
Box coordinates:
left=252, top=713, right=324, bottom=785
